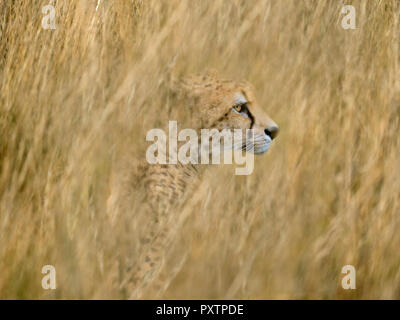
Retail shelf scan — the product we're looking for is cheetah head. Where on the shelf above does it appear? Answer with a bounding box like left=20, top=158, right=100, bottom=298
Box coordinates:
left=173, top=71, right=279, bottom=154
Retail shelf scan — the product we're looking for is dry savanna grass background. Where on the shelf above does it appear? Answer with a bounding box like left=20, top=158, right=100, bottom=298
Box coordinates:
left=0, top=0, right=400, bottom=299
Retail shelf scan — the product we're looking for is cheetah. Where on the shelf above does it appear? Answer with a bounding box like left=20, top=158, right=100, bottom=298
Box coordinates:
left=110, top=70, right=279, bottom=298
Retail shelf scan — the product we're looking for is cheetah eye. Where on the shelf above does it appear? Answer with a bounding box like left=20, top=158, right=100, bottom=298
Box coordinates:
left=233, top=103, right=249, bottom=117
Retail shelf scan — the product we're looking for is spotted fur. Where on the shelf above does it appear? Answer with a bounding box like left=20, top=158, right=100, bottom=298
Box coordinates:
left=110, top=70, right=279, bottom=298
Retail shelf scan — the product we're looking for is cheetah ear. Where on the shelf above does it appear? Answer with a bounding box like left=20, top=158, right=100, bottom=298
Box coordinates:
left=168, top=74, right=202, bottom=98
left=167, top=73, right=182, bottom=93
left=205, top=68, right=219, bottom=78
left=167, top=75, right=195, bottom=98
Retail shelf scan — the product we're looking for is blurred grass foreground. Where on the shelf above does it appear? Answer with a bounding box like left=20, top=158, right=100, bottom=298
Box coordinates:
left=0, top=0, right=400, bottom=299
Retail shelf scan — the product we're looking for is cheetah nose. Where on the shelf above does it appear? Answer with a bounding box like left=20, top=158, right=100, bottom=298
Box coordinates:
left=264, top=126, right=279, bottom=140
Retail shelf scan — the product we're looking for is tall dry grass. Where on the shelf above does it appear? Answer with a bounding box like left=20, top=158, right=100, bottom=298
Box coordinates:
left=0, top=0, right=400, bottom=299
